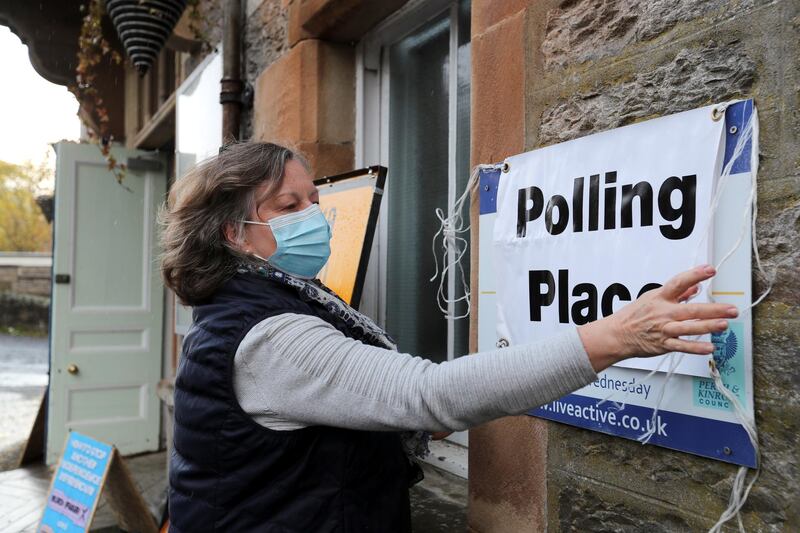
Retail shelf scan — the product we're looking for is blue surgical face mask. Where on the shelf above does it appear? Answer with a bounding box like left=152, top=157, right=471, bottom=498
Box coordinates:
left=242, top=204, right=332, bottom=279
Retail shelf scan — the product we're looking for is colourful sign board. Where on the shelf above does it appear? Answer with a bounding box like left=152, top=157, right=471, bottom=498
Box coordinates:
left=39, top=432, right=113, bottom=532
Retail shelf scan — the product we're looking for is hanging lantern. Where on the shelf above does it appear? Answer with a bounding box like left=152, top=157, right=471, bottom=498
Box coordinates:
left=106, top=0, right=188, bottom=76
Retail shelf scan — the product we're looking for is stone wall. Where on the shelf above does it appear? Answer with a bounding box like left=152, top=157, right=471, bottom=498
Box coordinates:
left=180, top=0, right=290, bottom=141
left=0, top=258, right=52, bottom=335
left=187, top=0, right=410, bottom=173
left=248, top=0, right=408, bottom=176
left=242, top=0, right=289, bottom=139
left=0, top=292, right=49, bottom=335
left=470, top=0, right=798, bottom=531
left=252, top=37, right=355, bottom=176
left=246, top=0, right=356, bottom=176
left=190, top=0, right=352, bottom=171
left=0, top=265, right=51, bottom=297
left=468, top=3, right=548, bottom=532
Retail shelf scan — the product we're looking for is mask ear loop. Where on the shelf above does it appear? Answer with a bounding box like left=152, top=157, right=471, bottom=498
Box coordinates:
left=239, top=219, right=272, bottom=262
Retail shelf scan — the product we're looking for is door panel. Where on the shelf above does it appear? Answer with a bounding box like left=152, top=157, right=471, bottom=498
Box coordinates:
left=72, top=163, right=148, bottom=308
left=47, top=141, right=166, bottom=464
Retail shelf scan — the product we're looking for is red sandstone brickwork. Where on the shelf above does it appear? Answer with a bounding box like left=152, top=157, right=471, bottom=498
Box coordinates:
left=253, top=38, right=355, bottom=176
left=468, top=2, right=550, bottom=532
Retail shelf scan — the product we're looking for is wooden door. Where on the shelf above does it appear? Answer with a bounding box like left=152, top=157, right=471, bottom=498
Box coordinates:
left=47, top=142, right=166, bottom=464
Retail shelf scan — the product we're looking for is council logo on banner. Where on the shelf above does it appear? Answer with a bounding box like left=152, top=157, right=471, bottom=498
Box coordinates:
left=693, top=321, right=745, bottom=411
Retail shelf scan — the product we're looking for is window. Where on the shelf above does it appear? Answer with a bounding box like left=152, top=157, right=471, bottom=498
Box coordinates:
left=357, top=0, right=471, bottom=363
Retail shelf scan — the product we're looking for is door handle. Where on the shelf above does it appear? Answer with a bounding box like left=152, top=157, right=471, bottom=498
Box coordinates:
left=67, top=364, right=79, bottom=375
left=55, top=273, right=71, bottom=284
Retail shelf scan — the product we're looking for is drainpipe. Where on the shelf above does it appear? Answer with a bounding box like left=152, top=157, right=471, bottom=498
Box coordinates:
left=221, top=0, right=243, bottom=141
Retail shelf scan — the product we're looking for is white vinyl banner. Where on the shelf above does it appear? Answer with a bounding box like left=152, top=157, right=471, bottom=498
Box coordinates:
left=493, top=105, right=724, bottom=377
left=478, top=100, right=757, bottom=466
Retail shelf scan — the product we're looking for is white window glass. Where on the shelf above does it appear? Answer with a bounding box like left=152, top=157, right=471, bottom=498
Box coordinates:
left=383, top=1, right=471, bottom=362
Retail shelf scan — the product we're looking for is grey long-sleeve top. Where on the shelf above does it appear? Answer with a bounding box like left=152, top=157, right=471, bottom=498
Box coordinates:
left=233, top=313, right=597, bottom=432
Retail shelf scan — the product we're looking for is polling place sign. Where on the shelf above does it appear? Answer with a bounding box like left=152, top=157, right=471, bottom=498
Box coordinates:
left=477, top=100, right=757, bottom=466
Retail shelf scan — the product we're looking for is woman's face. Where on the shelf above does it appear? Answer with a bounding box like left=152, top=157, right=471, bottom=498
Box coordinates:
left=239, top=158, right=320, bottom=260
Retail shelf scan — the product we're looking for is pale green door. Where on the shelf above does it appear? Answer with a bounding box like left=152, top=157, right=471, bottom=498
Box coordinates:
left=47, top=141, right=166, bottom=464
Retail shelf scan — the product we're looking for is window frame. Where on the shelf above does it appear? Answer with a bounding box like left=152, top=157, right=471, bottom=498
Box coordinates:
left=356, top=0, right=468, bottom=362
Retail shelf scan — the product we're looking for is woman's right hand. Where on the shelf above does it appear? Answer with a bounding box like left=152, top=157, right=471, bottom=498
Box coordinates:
left=578, top=265, right=739, bottom=373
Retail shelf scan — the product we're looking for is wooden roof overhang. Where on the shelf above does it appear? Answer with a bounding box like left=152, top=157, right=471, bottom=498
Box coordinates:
left=0, top=0, right=126, bottom=140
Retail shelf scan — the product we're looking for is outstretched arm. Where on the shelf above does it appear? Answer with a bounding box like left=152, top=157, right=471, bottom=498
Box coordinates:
left=234, top=265, right=735, bottom=433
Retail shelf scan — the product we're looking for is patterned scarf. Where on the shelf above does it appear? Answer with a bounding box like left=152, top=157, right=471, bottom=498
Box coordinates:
left=238, top=262, right=397, bottom=349
left=237, top=262, right=431, bottom=478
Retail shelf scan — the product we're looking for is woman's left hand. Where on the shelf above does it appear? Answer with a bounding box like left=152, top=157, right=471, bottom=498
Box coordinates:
left=578, top=265, right=739, bottom=373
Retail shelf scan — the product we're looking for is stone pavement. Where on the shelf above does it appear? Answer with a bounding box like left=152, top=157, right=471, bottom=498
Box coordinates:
left=0, top=452, right=167, bottom=533
left=411, top=463, right=468, bottom=532
left=0, top=452, right=467, bottom=532
left=0, top=333, right=468, bottom=531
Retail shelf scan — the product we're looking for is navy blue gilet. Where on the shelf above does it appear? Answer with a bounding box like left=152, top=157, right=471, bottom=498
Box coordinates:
left=169, top=272, right=412, bottom=532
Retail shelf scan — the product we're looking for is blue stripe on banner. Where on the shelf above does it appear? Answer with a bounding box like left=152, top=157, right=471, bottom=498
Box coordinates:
left=723, top=99, right=754, bottom=174
left=479, top=167, right=501, bottom=215
left=531, top=394, right=757, bottom=468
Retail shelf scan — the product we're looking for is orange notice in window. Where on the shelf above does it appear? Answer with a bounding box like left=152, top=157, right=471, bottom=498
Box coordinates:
left=318, top=186, right=375, bottom=305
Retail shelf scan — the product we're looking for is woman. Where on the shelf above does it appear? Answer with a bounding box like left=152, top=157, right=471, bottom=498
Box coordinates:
left=161, top=142, right=737, bottom=532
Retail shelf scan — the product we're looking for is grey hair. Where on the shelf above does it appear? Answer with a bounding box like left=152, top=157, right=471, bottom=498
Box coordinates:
left=159, top=141, right=303, bottom=305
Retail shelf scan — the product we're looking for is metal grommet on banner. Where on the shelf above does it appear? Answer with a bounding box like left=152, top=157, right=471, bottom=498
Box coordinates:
left=501, top=162, right=510, bottom=173
left=711, top=106, right=725, bottom=121
left=729, top=125, right=738, bottom=134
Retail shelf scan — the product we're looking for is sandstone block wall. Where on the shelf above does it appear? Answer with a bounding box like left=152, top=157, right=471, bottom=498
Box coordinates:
left=253, top=38, right=355, bottom=176
left=245, top=0, right=411, bottom=176
left=468, top=3, right=549, bottom=532
left=534, top=1, right=798, bottom=530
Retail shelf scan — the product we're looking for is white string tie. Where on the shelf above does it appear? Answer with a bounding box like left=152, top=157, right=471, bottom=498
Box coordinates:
left=430, top=163, right=502, bottom=319
left=591, top=100, right=771, bottom=532
left=707, top=360, right=760, bottom=533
